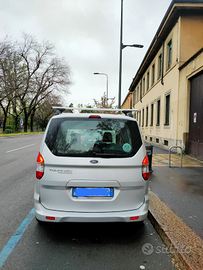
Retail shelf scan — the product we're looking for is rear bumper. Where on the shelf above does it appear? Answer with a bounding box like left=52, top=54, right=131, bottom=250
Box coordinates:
left=34, top=196, right=149, bottom=223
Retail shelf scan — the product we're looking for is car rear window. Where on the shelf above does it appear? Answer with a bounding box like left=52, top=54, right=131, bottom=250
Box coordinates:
left=45, top=117, right=142, bottom=158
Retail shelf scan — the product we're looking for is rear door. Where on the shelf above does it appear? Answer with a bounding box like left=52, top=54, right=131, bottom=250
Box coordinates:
left=40, top=115, right=147, bottom=213
left=188, top=73, right=203, bottom=160
left=40, top=145, right=146, bottom=212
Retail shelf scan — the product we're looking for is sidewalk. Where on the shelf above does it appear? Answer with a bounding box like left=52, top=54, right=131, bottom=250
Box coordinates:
left=146, top=143, right=203, bottom=270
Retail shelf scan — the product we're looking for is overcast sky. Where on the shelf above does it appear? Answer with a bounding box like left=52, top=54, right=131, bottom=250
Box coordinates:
left=0, top=0, right=171, bottom=107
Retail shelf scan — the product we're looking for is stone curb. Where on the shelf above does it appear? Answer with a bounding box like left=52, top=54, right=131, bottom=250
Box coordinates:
left=148, top=190, right=203, bottom=270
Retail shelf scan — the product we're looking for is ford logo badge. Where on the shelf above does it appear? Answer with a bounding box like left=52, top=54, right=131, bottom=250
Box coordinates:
left=90, top=160, right=98, bottom=164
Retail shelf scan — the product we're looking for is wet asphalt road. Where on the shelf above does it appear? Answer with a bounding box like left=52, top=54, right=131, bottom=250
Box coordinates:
left=0, top=135, right=179, bottom=270
left=147, top=143, right=203, bottom=239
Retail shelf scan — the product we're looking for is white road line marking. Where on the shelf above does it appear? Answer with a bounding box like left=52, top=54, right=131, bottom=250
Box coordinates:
left=6, top=143, right=36, bottom=153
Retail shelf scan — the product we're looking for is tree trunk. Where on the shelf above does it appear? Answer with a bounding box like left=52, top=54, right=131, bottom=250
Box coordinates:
left=0, top=102, right=10, bottom=133
left=14, top=116, right=19, bottom=133
left=2, top=114, right=7, bottom=133
left=30, top=113, right=34, bottom=132
left=23, top=110, right=28, bottom=132
left=30, top=106, right=37, bottom=132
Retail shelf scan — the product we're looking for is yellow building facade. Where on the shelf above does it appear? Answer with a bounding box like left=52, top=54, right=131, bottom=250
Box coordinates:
left=121, top=92, right=133, bottom=109
left=124, top=0, right=203, bottom=160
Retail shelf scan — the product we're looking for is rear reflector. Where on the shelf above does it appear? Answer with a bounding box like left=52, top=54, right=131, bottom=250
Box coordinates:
left=46, top=216, right=55, bottom=221
left=89, top=115, right=101, bottom=118
left=36, top=152, right=44, bottom=179
left=142, top=155, right=149, bottom=180
left=130, top=216, right=139, bottom=220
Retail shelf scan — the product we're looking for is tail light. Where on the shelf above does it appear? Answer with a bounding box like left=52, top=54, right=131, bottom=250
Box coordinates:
left=142, top=155, right=149, bottom=180
left=36, top=152, right=44, bottom=179
left=89, top=115, right=101, bottom=118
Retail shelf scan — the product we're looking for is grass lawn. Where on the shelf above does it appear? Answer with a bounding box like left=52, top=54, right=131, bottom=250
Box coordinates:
left=0, top=131, right=44, bottom=137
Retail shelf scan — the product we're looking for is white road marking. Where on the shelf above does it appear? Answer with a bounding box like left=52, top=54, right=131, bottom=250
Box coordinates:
left=6, top=143, right=36, bottom=153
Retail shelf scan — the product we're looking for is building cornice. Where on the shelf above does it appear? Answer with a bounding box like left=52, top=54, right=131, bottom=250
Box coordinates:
left=128, top=0, right=203, bottom=92
left=179, top=47, right=203, bottom=70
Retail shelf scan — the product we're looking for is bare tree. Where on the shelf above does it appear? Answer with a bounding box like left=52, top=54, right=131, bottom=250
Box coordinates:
left=35, top=94, right=62, bottom=130
left=0, top=34, right=72, bottom=132
left=0, top=38, right=17, bottom=132
left=17, top=33, right=72, bottom=131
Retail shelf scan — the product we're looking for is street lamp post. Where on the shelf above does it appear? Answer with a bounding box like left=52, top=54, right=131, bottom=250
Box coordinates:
left=93, top=72, right=109, bottom=105
left=118, top=0, right=143, bottom=109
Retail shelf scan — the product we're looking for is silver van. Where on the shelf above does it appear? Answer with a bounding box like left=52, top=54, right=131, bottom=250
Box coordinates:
left=34, top=108, right=149, bottom=222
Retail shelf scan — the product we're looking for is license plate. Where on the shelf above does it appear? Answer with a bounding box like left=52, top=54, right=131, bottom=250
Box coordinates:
left=72, top=187, right=114, bottom=198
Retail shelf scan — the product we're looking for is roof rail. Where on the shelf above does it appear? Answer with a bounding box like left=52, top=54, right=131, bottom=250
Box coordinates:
left=54, top=108, right=66, bottom=115
left=52, top=107, right=138, bottom=117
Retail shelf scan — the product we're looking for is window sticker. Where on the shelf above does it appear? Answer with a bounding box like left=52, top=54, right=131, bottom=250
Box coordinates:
left=123, top=143, right=132, bottom=152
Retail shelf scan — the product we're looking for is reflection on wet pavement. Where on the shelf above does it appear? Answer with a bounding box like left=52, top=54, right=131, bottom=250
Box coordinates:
left=152, top=154, right=203, bottom=167
left=149, top=155, right=203, bottom=240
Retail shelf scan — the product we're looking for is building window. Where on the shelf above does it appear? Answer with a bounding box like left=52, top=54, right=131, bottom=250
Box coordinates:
left=165, top=94, right=170, bottom=125
left=151, top=103, right=154, bottom=126
left=142, top=108, right=144, bottom=127
left=167, top=39, right=172, bottom=68
left=158, top=53, right=162, bottom=78
left=140, top=81, right=142, bottom=100
left=152, top=64, right=155, bottom=85
left=133, top=90, right=136, bottom=105
left=137, top=87, right=139, bottom=101
left=164, top=140, right=168, bottom=146
left=146, top=106, right=148, bottom=126
left=143, top=77, right=145, bottom=95
left=157, top=99, right=160, bottom=125
left=147, top=72, right=149, bottom=91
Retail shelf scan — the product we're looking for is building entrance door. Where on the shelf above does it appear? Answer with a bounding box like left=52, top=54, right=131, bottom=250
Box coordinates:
left=188, top=73, right=203, bottom=160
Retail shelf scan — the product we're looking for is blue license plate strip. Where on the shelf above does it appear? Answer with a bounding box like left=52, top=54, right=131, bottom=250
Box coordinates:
left=72, top=187, right=113, bottom=198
